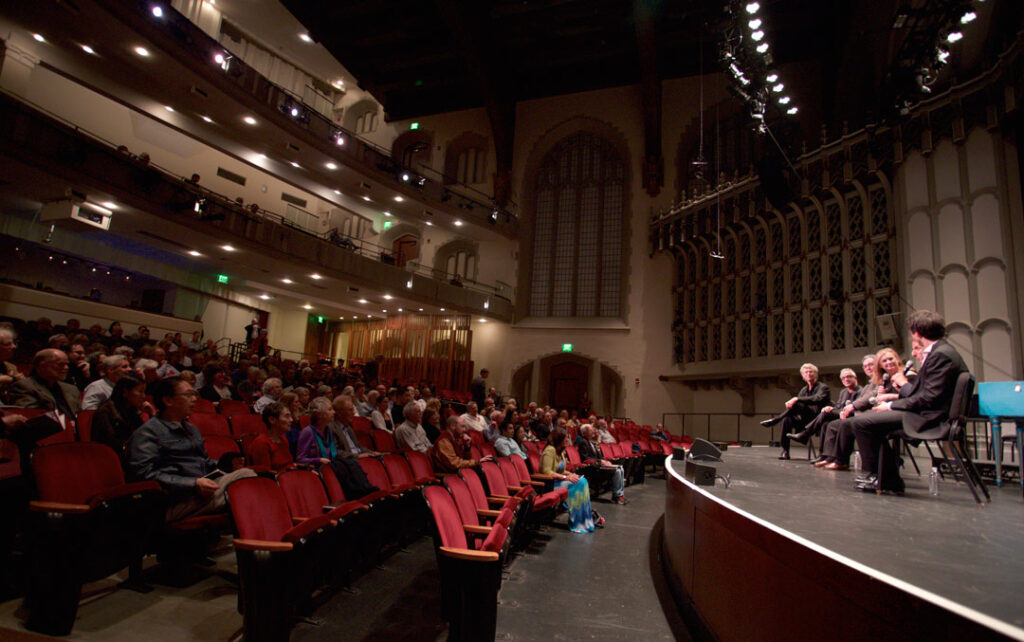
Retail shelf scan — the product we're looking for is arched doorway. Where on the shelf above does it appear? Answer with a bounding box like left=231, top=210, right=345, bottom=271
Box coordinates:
left=549, top=361, right=587, bottom=411
left=509, top=353, right=623, bottom=415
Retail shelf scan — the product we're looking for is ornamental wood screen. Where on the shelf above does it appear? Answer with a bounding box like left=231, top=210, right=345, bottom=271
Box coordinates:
left=342, top=314, right=473, bottom=392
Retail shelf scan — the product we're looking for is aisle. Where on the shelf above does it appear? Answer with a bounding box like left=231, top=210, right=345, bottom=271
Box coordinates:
left=495, top=474, right=678, bottom=640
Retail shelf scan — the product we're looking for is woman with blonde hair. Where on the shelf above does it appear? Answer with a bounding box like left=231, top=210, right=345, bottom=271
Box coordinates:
left=873, top=347, right=917, bottom=405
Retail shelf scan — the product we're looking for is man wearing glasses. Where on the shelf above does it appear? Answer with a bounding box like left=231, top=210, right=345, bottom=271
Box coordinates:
left=128, top=376, right=254, bottom=522
left=788, top=366, right=863, bottom=464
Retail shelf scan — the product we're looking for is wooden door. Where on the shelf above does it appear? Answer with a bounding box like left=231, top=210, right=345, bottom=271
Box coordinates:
left=549, top=362, right=588, bottom=410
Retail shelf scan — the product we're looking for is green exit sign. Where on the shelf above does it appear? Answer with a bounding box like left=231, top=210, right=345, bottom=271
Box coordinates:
left=562, top=343, right=573, bottom=353
left=316, top=315, right=325, bottom=324
left=216, top=274, right=229, bottom=284
left=410, top=122, right=419, bottom=130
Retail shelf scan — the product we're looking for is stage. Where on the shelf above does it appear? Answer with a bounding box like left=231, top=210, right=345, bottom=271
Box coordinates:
left=661, top=446, right=1024, bottom=641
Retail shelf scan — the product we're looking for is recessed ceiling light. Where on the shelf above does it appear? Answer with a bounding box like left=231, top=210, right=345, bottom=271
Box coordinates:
left=290, top=161, right=300, bottom=168
left=299, top=33, right=312, bottom=43
left=383, top=294, right=392, bottom=300
left=32, top=34, right=45, bottom=43
left=394, top=196, right=403, bottom=202
left=258, top=153, right=267, bottom=159
left=366, top=315, right=371, bottom=318
left=358, top=298, right=368, bottom=304
left=164, top=105, right=174, bottom=112
left=151, top=6, right=164, bottom=18
left=425, top=221, right=433, bottom=226
left=454, top=220, right=463, bottom=226
left=362, top=196, right=371, bottom=202
left=440, top=307, right=446, bottom=312
left=221, top=244, right=236, bottom=251
left=310, top=273, right=322, bottom=280
left=243, top=116, right=257, bottom=125
left=188, top=250, right=202, bottom=257
left=418, top=308, right=424, bottom=312
left=281, top=278, right=293, bottom=284
left=325, top=162, right=337, bottom=170
left=201, top=115, right=213, bottom=123
left=383, top=211, right=392, bottom=217
left=303, top=304, right=312, bottom=310
left=445, top=319, right=450, bottom=323
left=397, top=308, right=403, bottom=312
left=134, top=46, right=150, bottom=57
left=100, top=201, right=117, bottom=209
left=478, top=319, right=486, bottom=323
left=333, top=189, right=341, bottom=195
left=81, top=45, right=96, bottom=55
left=259, top=294, right=270, bottom=300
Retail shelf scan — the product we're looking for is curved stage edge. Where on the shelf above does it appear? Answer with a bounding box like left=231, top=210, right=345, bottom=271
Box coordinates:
left=660, top=454, right=1024, bottom=641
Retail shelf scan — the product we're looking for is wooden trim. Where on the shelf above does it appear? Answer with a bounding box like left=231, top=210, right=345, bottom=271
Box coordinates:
left=233, top=538, right=293, bottom=552
left=439, top=546, right=499, bottom=562
left=463, top=524, right=492, bottom=535
left=29, top=500, right=91, bottom=514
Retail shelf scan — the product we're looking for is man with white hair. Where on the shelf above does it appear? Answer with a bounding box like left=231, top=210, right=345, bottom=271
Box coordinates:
left=253, top=377, right=283, bottom=414
left=760, top=363, right=830, bottom=460
left=82, top=354, right=133, bottom=410
left=459, top=401, right=488, bottom=434
left=0, top=328, right=25, bottom=400
left=394, top=401, right=431, bottom=452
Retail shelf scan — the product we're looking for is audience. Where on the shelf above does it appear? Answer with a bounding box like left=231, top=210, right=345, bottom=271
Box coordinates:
left=493, top=421, right=527, bottom=460
left=81, top=355, right=132, bottom=410
left=459, top=402, right=488, bottom=434
left=395, top=401, right=431, bottom=452
left=576, top=424, right=627, bottom=504
left=9, top=349, right=80, bottom=417
left=250, top=402, right=296, bottom=473
left=253, top=377, right=283, bottom=414
left=541, top=428, right=597, bottom=532
left=429, top=415, right=485, bottom=473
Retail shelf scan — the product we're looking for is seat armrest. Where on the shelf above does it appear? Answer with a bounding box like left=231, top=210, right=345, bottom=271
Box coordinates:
left=526, top=479, right=544, bottom=487
left=233, top=538, right=293, bottom=552
left=29, top=500, right=91, bottom=514
left=439, top=546, right=499, bottom=562
left=463, top=524, right=492, bottom=535
left=477, top=509, right=501, bottom=518
left=531, top=473, right=557, bottom=481
left=488, top=494, right=512, bottom=502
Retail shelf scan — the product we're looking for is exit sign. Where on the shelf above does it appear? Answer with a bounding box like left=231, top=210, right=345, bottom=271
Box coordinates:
left=216, top=274, right=229, bottom=284
left=562, top=343, right=573, bottom=353
left=410, top=122, right=419, bottom=130
left=316, top=315, right=325, bottom=324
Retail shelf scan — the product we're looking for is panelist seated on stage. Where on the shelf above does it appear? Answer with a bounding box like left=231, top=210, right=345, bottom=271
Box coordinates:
left=789, top=367, right=862, bottom=451
left=845, top=310, right=969, bottom=495
left=814, top=354, right=878, bottom=470
left=872, top=346, right=918, bottom=404
left=760, top=363, right=830, bottom=460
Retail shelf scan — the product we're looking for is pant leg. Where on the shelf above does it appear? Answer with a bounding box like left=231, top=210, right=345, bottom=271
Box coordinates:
left=835, top=420, right=858, bottom=465
left=165, top=468, right=257, bottom=522
left=848, top=411, right=904, bottom=479
left=820, top=419, right=840, bottom=459
left=611, top=466, right=624, bottom=497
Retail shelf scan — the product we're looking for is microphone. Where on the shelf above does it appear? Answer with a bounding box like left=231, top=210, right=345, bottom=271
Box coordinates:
left=882, top=372, right=890, bottom=383
left=903, top=361, right=914, bottom=375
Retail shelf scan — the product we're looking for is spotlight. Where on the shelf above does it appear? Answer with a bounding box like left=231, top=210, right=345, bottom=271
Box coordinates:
left=748, top=18, right=762, bottom=29
left=489, top=209, right=498, bottom=223
left=751, top=30, right=764, bottom=41
left=756, top=42, right=769, bottom=54
left=745, top=2, right=759, bottom=14
left=401, top=172, right=410, bottom=182
left=33, top=33, right=45, bottom=42
left=787, top=106, right=799, bottom=115
left=960, top=11, right=976, bottom=25
left=766, top=73, right=778, bottom=82
left=778, top=95, right=791, bottom=104
left=772, top=83, right=784, bottom=93
left=214, top=53, right=225, bottom=64
left=151, top=6, right=163, bottom=18
left=335, top=134, right=345, bottom=146
left=936, top=48, right=950, bottom=65
left=194, top=198, right=207, bottom=214
left=290, top=107, right=299, bottom=117
left=946, top=31, right=963, bottom=43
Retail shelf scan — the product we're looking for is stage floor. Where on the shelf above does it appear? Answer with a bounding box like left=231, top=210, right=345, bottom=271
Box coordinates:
left=671, top=445, right=1024, bottom=635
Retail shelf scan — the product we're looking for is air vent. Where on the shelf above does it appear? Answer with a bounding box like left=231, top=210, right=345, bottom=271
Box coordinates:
left=190, top=86, right=208, bottom=98
left=286, top=143, right=300, bottom=152
left=360, top=182, right=372, bottom=190
left=281, top=192, right=307, bottom=208
left=217, top=167, right=247, bottom=186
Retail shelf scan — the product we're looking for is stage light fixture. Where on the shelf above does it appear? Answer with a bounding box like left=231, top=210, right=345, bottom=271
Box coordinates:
left=745, top=2, right=759, bottom=14
left=134, top=46, right=150, bottom=57
left=82, top=45, right=96, bottom=55
left=772, top=83, right=784, bottom=92
left=787, top=107, right=799, bottom=115
left=489, top=209, right=498, bottom=223
left=778, top=95, right=791, bottom=104
left=201, top=115, right=213, bottom=123
left=748, top=18, right=762, bottom=29
left=756, top=42, right=769, bottom=54
left=290, top=107, right=299, bottom=117
left=243, top=116, right=257, bottom=125
left=766, top=73, right=778, bottom=82
left=401, top=172, right=410, bottom=182
left=33, top=33, right=44, bottom=42
left=299, top=33, right=312, bottom=43
left=960, top=11, right=976, bottom=24
left=936, top=48, right=950, bottom=65
left=751, top=30, right=764, bottom=41
left=151, top=6, right=163, bottom=18
left=947, top=31, right=963, bottom=43
left=326, top=162, right=337, bottom=170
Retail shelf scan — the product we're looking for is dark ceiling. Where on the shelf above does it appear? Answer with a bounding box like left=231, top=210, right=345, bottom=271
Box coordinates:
left=283, top=0, right=1022, bottom=133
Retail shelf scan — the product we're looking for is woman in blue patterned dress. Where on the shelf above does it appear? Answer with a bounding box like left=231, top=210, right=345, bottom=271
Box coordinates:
left=540, top=428, right=598, bottom=532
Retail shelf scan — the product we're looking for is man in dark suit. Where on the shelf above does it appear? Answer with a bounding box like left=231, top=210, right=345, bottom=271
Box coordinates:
left=8, top=348, right=81, bottom=417
left=847, top=310, right=968, bottom=494
left=760, top=363, right=830, bottom=460
left=788, top=366, right=863, bottom=460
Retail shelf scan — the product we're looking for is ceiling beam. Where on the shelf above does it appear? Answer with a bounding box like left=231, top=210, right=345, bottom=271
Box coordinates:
left=431, top=0, right=516, bottom=207
left=634, top=0, right=664, bottom=197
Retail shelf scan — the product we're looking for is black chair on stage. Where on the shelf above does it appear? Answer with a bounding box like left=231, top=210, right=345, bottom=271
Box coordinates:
left=879, top=372, right=990, bottom=504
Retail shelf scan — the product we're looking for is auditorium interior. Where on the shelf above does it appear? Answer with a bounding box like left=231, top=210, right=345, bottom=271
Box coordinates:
left=1, top=0, right=1024, bottom=640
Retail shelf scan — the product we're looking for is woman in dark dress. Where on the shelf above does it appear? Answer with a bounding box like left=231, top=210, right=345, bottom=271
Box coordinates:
left=91, top=375, right=153, bottom=458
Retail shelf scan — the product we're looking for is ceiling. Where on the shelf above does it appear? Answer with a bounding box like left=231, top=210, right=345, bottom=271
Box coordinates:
left=282, top=0, right=1021, bottom=133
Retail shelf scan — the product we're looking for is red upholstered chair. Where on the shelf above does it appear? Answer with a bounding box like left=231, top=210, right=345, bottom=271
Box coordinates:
left=203, top=434, right=241, bottom=461
left=405, top=450, right=442, bottom=484
left=192, top=398, right=217, bottom=414
left=526, top=450, right=543, bottom=475
left=359, top=457, right=415, bottom=495
left=422, top=485, right=504, bottom=641
left=190, top=412, right=231, bottom=437
left=227, top=477, right=333, bottom=642
left=564, top=445, right=584, bottom=471
left=479, top=460, right=529, bottom=501
left=523, top=441, right=540, bottom=456
left=458, top=469, right=520, bottom=521
left=76, top=409, right=95, bottom=442
left=372, top=429, right=397, bottom=452
left=467, top=430, right=485, bottom=447
left=470, top=445, right=483, bottom=460
left=381, top=453, right=420, bottom=489
left=442, top=476, right=511, bottom=558
left=497, top=457, right=566, bottom=505
left=444, top=475, right=513, bottom=534
left=230, top=413, right=267, bottom=438
left=351, top=415, right=373, bottom=435
left=299, top=414, right=311, bottom=428
left=217, top=399, right=251, bottom=418
left=24, top=442, right=164, bottom=636
left=356, top=431, right=376, bottom=451
left=318, top=463, right=394, bottom=507
left=480, top=443, right=497, bottom=458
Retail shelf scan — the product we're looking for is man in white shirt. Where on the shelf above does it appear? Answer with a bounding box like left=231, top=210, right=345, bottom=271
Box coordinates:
left=253, top=377, right=283, bottom=414
left=459, top=401, right=488, bottom=433
left=394, top=401, right=431, bottom=453
left=81, top=355, right=132, bottom=410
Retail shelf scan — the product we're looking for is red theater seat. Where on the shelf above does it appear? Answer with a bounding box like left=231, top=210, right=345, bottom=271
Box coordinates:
left=190, top=413, right=231, bottom=437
